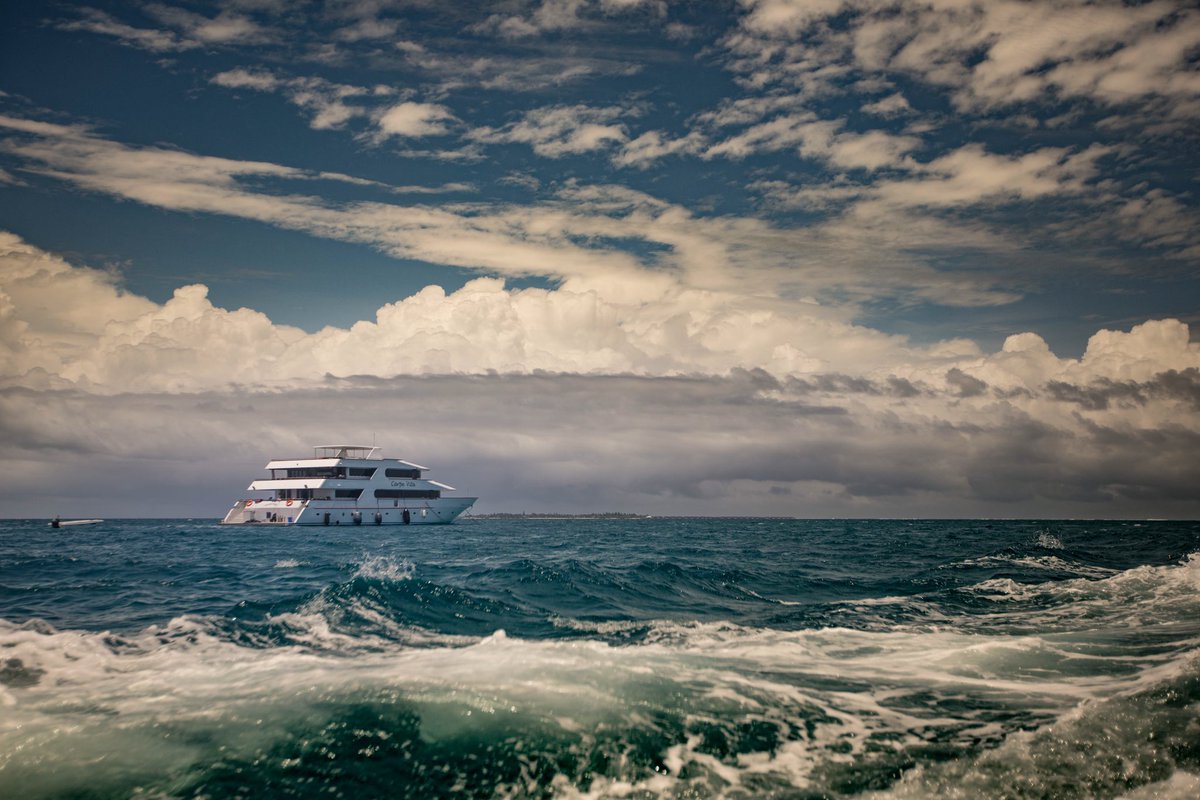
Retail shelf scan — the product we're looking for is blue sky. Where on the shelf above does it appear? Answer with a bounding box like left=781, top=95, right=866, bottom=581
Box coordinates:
left=3, top=0, right=1196, bottom=350
left=1, top=0, right=1199, bottom=517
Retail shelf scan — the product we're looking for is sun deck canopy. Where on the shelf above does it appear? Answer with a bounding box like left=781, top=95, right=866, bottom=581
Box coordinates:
left=262, top=447, right=431, bottom=473
left=314, top=445, right=382, bottom=460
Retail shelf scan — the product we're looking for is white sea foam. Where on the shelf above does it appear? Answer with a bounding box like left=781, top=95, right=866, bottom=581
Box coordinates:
left=951, top=552, right=1117, bottom=578
left=1036, top=530, right=1065, bottom=549
left=963, top=552, right=1200, bottom=635
left=2, top=616, right=1195, bottom=799
left=274, top=558, right=303, bottom=568
left=548, top=615, right=647, bottom=634
left=867, top=657, right=1200, bottom=800
left=277, top=598, right=475, bottom=652
left=1116, top=772, right=1200, bottom=799
left=2, top=553, right=1198, bottom=798
left=352, top=555, right=415, bottom=581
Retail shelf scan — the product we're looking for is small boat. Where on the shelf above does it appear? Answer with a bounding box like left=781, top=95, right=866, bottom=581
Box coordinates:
left=221, top=445, right=476, bottom=526
left=49, top=518, right=104, bottom=527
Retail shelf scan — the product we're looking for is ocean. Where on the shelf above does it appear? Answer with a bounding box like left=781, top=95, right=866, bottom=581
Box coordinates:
left=1, top=518, right=1198, bottom=799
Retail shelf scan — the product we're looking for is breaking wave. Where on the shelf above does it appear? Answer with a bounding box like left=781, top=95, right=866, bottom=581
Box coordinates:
left=3, top=547, right=1199, bottom=798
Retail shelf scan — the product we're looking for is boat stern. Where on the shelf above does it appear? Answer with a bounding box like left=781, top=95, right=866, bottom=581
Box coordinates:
left=220, top=500, right=253, bottom=524
left=220, top=499, right=304, bottom=525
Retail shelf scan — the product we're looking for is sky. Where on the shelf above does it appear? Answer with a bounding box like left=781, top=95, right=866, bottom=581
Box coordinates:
left=1, top=0, right=1199, bottom=518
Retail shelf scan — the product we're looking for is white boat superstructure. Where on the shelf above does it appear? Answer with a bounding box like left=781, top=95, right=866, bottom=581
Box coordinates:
left=221, top=445, right=476, bottom=526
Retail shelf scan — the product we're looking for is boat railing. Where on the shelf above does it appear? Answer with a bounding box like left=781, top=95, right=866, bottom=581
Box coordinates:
left=267, top=472, right=377, bottom=481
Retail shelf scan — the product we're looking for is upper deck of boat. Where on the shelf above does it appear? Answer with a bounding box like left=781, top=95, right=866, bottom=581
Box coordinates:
left=264, top=445, right=428, bottom=470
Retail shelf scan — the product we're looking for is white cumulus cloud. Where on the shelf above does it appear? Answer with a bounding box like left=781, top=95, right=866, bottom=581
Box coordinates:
left=470, top=105, right=630, bottom=157
left=373, top=102, right=458, bottom=139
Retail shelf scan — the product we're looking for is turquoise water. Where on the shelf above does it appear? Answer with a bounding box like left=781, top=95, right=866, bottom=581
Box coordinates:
left=1, top=518, right=1199, bottom=798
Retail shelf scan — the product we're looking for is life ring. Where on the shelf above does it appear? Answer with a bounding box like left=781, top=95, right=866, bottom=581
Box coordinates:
left=286, top=499, right=294, bottom=506
left=246, top=499, right=254, bottom=505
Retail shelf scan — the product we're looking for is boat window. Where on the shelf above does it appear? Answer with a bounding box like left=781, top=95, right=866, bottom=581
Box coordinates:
left=385, top=468, right=422, bottom=479
left=374, top=489, right=440, bottom=499
left=349, top=468, right=377, bottom=478
left=285, top=467, right=341, bottom=479
left=334, top=489, right=364, bottom=499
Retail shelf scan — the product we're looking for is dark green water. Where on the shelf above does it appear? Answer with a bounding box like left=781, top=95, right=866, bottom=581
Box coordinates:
left=1, top=518, right=1199, bottom=798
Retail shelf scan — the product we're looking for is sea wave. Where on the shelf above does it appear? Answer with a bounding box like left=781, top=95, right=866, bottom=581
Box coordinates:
left=870, top=654, right=1200, bottom=800
left=945, top=551, right=1119, bottom=579
left=5, top=535, right=1200, bottom=799
left=3, top=550, right=1200, bottom=798
left=219, top=548, right=1200, bottom=651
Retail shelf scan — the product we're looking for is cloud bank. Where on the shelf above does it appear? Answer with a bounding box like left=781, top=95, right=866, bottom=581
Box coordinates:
left=2, top=234, right=1197, bottom=518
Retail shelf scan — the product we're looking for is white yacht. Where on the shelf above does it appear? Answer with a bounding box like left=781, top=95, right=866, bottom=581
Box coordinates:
left=221, top=445, right=476, bottom=526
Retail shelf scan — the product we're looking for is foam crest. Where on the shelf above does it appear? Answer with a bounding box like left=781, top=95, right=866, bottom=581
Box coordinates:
left=3, top=608, right=1198, bottom=799
left=3, top=552, right=1199, bottom=798
left=952, top=552, right=1117, bottom=578
left=1117, top=772, right=1200, bottom=800
left=869, top=658, right=1200, bottom=800
left=962, top=551, right=1200, bottom=632
left=548, top=615, right=649, bottom=635
left=352, top=555, right=415, bottom=581
left=1036, top=530, right=1065, bottom=549
left=275, top=599, right=476, bottom=652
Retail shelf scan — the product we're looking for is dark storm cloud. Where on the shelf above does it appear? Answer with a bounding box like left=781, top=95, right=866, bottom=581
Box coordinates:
left=1045, top=368, right=1200, bottom=411
left=885, top=376, right=922, bottom=398
left=782, top=373, right=930, bottom=398
left=945, top=368, right=989, bottom=398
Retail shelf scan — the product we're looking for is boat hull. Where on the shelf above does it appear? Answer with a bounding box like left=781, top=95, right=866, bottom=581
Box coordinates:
left=220, top=497, right=475, bottom=526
